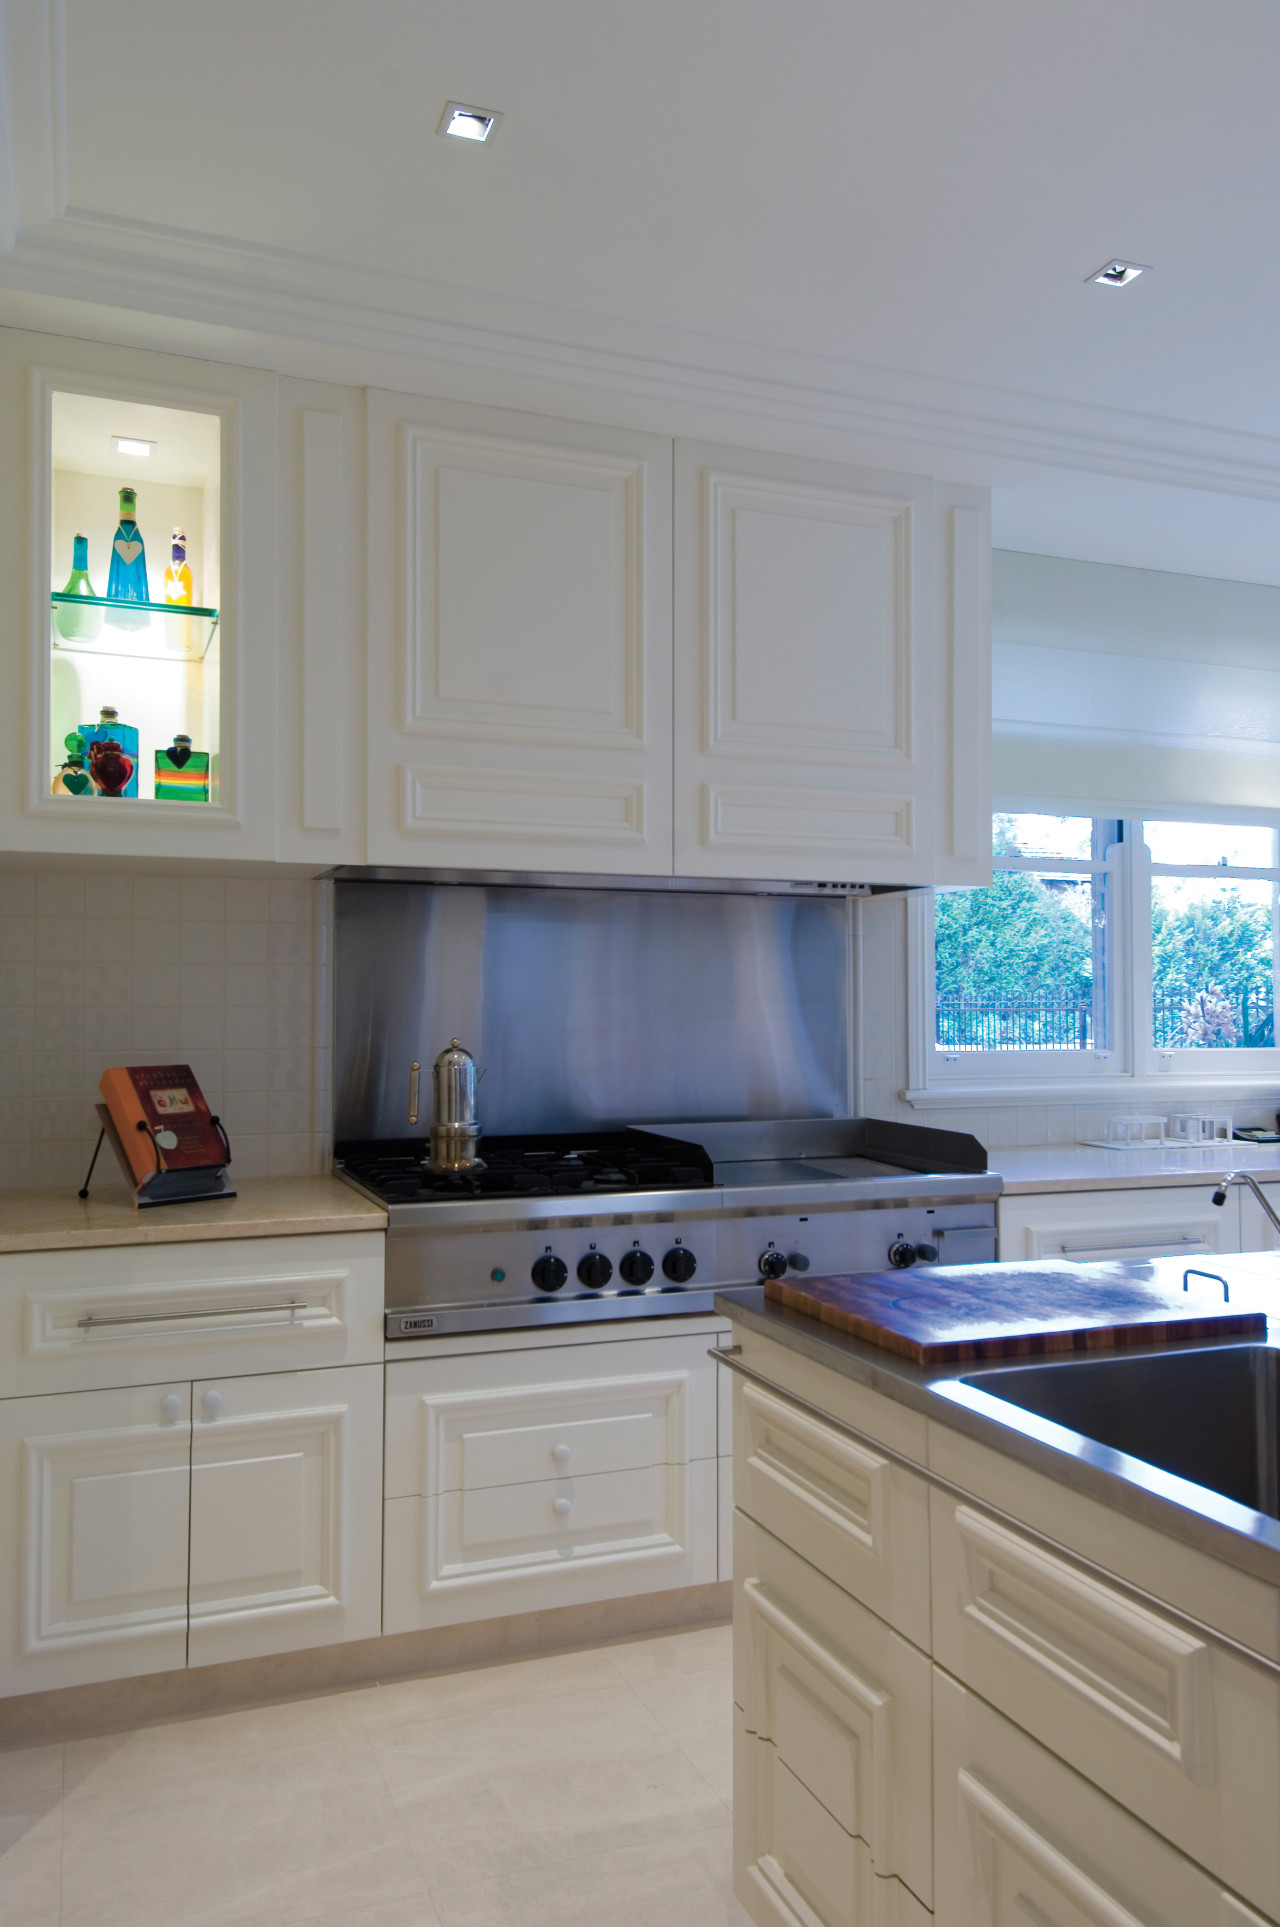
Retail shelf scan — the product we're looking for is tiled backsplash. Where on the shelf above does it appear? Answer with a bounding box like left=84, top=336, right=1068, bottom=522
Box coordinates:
left=858, top=893, right=1276, bottom=1149
left=0, top=870, right=332, bottom=1191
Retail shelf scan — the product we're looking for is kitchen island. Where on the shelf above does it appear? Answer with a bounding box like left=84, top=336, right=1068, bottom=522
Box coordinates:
left=716, top=1261, right=1280, bottom=1927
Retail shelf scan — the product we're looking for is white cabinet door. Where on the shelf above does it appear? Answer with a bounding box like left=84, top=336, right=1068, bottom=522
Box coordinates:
left=673, top=439, right=989, bottom=885
left=0, top=1382, right=191, bottom=1694
left=0, top=324, right=279, bottom=861
left=1236, top=1182, right=1280, bottom=1255
left=934, top=1669, right=1273, bottom=1927
left=187, top=1363, right=382, bottom=1667
left=997, top=1185, right=1241, bottom=1262
left=366, top=392, right=673, bottom=873
left=735, top=1513, right=933, bottom=1908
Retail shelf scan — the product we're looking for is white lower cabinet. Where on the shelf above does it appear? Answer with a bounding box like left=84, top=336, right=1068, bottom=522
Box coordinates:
left=735, top=1512, right=933, bottom=1911
left=187, top=1364, right=382, bottom=1667
left=933, top=1670, right=1271, bottom=1927
left=0, top=1381, right=192, bottom=1694
left=383, top=1329, right=719, bottom=1629
left=0, top=1362, right=383, bottom=1695
left=997, top=1185, right=1241, bottom=1263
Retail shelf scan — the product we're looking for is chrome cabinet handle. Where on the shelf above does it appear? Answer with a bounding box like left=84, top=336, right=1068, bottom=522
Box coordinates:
left=78, top=1300, right=306, bottom=1329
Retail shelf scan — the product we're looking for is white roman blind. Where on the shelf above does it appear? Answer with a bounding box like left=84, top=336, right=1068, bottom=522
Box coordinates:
left=993, top=551, right=1280, bottom=814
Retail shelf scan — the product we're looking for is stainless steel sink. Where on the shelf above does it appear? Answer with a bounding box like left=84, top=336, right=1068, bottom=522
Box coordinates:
left=960, top=1344, right=1280, bottom=1517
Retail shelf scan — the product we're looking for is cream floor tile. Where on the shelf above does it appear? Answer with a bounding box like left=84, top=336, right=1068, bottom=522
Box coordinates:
left=63, top=1688, right=369, bottom=1787
left=0, top=1742, right=63, bottom=1927
left=606, top=1621, right=733, bottom=1681
left=371, top=1685, right=671, bottom=1789
left=351, top=1646, right=627, bottom=1735
left=177, top=1843, right=431, bottom=1927
left=429, top=1826, right=751, bottom=1927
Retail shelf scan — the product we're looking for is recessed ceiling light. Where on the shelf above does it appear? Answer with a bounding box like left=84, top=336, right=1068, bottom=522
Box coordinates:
left=438, top=101, right=502, bottom=143
left=1087, top=259, right=1150, bottom=288
left=113, top=436, right=154, bottom=457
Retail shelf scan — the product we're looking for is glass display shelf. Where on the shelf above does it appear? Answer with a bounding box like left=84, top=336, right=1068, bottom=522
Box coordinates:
left=51, top=594, right=219, bottom=663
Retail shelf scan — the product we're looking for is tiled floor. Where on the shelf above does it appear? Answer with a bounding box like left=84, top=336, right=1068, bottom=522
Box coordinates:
left=0, top=1623, right=751, bottom=1927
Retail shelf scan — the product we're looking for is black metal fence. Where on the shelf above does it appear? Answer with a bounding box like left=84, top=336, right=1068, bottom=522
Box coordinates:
left=935, top=993, right=1092, bottom=1051
left=937, top=984, right=1275, bottom=1051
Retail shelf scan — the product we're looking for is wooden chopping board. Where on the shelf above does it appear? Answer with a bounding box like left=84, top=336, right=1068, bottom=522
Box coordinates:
left=764, top=1263, right=1268, bottom=1365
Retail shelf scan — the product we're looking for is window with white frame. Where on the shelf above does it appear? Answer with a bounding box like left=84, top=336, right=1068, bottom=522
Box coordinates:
left=916, top=812, right=1280, bottom=1086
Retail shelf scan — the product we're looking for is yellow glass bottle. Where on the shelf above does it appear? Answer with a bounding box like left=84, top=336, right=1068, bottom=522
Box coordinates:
left=164, top=526, right=193, bottom=606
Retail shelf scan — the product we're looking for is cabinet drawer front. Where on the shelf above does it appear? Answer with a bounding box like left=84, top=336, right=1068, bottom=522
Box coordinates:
left=460, top=1408, right=656, bottom=1491
left=0, top=1234, right=385, bottom=1396
left=934, top=1672, right=1272, bottom=1927
left=735, top=1376, right=931, bottom=1649
left=456, top=1465, right=663, bottom=1556
left=931, top=1494, right=1280, bottom=1915
left=387, top=1361, right=701, bottom=1499
left=736, top=1513, right=932, bottom=1904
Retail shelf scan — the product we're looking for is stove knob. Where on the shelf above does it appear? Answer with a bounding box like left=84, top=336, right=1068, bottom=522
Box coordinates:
left=662, top=1246, right=697, bottom=1283
left=619, top=1249, right=655, bottom=1286
left=916, top=1242, right=940, bottom=1263
left=577, top=1251, right=613, bottom=1289
left=532, top=1254, right=568, bottom=1292
left=888, top=1240, right=919, bottom=1269
left=758, top=1248, right=788, bottom=1280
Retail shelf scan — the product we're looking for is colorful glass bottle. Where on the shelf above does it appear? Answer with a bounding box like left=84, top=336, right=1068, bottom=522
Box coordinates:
left=88, top=737, right=136, bottom=799
left=155, top=735, right=210, bottom=802
left=51, top=732, right=92, bottom=796
left=80, top=706, right=139, bottom=799
left=105, top=486, right=149, bottom=630
left=53, top=534, right=102, bottom=642
left=164, top=527, right=193, bottom=606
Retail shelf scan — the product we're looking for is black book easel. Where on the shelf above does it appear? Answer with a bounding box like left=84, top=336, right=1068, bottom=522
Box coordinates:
left=80, top=1103, right=237, bottom=1208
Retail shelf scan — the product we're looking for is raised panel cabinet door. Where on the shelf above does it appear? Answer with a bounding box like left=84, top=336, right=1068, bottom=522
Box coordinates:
left=366, top=392, right=673, bottom=873
left=735, top=1513, right=933, bottom=1906
left=674, top=440, right=939, bottom=884
left=996, top=1186, right=1242, bottom=1263
left=186, top=1363, right=382, bottom=1666
left=933, top=1670, right=1273, bottom=1927
left=0, top=1382, right=191, bottom=1694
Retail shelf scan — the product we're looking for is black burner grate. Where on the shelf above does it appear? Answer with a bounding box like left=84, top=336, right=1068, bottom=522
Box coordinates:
left=337, top=1129, right=714, bottom=1205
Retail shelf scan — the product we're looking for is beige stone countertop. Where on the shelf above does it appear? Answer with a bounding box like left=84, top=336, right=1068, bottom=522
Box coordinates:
left=996, top=1141, right=1280, bottom=1195
left=0, top=1175, right=387, bottom=1254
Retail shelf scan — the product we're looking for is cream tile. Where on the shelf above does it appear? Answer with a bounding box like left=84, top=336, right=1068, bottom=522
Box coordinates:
left=354, top=1648, right=632, bottom=1735
left=0, top=1803, right=61, bottom=1927
left=606, top=1622, right=733, bottom=1682
left=0, top=875, right=35, bottom=916
left=181, top=878, right=225, bottom=922
left=429, top=1826, right=745, bottom=1927
left=225, top=881, right=270, bottom=922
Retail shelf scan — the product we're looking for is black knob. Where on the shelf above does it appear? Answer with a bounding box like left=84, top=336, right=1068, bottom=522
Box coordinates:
left=888, top=1240, right=918, bottom=1269
left=758, top=1249, right=788, bottom=1280
left=577, top=1251, right=613, bottom=1289
left=788, top=1252, right=811, bottom=1272
left=531, top=1254, right=568, bottom=1291
left=916, top=1243, right=939, bottom=1263
left=662, top=1246, right=697, bottom=1283
left=619, top=1249, right=655, bottom=1285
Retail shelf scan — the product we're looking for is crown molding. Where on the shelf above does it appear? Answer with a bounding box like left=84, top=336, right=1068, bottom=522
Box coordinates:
left=4, top=2, right=1280, bottom=500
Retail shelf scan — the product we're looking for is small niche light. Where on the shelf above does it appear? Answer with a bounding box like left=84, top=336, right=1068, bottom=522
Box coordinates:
left=113, top=436, right=155, bottom=457
left=1087, top=259, right=1150, bottom=288
left=438, top=101, right=502, bottom=143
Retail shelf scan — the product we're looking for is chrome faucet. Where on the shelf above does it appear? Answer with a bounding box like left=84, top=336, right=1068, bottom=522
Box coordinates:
left=1210, top=1170, right=1280, bottom=1237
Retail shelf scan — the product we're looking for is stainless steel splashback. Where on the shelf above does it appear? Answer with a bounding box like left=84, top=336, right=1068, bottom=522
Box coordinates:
left=334, top=881, right=851, bottom=1141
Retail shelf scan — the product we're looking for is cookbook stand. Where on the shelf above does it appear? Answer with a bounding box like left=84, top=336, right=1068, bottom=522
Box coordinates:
left=79, top=1103, right=237, bottom=1208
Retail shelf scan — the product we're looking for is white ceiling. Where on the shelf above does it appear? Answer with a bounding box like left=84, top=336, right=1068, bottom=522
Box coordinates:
left=3, top=0, right=1280, bottom=581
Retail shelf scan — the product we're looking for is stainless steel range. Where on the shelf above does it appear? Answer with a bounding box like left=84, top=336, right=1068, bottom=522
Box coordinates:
left=331, top=876, right=1001, bottom=1337
left=336, top=1116, right=1001, bottom=1337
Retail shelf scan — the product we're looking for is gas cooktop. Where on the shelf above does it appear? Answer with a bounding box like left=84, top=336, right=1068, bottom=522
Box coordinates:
left=337, top=1128, right=715, bottom=1206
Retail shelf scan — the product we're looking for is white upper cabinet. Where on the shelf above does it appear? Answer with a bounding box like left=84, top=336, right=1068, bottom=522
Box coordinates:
left=673, top=441, right=990, bottom=885
left=0, top=326, right=279, bottom=861
left=366, top=393, right=674, bottom=874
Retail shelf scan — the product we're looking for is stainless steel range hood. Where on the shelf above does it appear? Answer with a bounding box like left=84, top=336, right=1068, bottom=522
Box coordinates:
left=329, top=865, right=916, bottom=898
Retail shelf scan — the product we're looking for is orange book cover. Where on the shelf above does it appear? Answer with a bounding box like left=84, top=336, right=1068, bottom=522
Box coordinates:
left=99, top=1064, right=226, bottom=1185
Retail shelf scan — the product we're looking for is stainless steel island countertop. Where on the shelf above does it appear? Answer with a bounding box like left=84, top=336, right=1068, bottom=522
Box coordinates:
left=716, top=1251, right=1280, bottom=1589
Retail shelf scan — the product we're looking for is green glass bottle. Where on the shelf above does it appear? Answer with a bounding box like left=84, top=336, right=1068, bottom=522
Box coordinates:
left=51, top=732, right=93, bottom=796
left=54, top=533, right=102, bottom=642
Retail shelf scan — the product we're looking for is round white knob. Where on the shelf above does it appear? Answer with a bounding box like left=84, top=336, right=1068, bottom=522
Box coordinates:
left=552, top=1442, right=571, bottom=1465
left=201, top=1388, right=224, bottom=1418
left=553, top=1496, right=572, bottom=1518
left=160, top=1393, right=183, bottom=1421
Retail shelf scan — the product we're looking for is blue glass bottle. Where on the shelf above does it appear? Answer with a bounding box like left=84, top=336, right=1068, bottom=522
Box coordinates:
left=106, top=486, right=149, bottom=631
